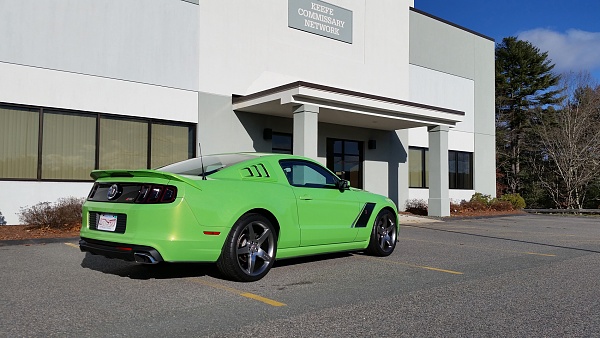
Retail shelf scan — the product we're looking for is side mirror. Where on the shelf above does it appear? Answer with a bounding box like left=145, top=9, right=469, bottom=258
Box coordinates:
left=337, top=179, right=350, bottom=191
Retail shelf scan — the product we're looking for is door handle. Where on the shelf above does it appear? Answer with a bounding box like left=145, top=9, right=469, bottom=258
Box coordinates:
left=299, top=195, right=313, bottom=200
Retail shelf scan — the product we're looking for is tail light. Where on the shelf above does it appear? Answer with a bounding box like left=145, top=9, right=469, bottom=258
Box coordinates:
left=87, top=183, right=177, bottom=203
left=135, top=185, right=178, bottom=204
left=88, top=183, right=99, bottom=199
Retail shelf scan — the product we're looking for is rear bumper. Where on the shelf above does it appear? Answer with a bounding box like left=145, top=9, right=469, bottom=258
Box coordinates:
left=79, top=237, right=164, bottom=264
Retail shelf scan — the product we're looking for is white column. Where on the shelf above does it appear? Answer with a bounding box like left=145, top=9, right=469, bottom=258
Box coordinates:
left=428, top=125, right=450, bottom=217
left=293, top=104, right=319, bottom=159
left=395, top=129, right=410, bottom=211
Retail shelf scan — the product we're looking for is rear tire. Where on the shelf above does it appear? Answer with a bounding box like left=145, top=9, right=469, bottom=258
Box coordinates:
left=217, top=213, right=277, bottom=282
left=366, top=209, right=397, bottom=256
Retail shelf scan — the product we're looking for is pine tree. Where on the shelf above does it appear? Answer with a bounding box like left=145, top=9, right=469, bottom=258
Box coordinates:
left=495, top=36, right=561, bottom=196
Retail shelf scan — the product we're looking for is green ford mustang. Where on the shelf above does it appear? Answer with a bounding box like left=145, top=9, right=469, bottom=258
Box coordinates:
left=80, top=153, right=399, bottom=282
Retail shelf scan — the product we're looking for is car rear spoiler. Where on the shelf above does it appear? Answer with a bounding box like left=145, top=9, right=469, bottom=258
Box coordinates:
left=90, top=170, right=201, bottom=188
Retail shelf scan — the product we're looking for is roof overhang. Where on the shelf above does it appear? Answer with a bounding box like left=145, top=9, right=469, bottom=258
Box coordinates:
left=232, top=81, right=464, bottom=131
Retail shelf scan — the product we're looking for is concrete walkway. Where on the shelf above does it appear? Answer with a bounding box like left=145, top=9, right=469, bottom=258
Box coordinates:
left=398, top=214, right=443, bottom=224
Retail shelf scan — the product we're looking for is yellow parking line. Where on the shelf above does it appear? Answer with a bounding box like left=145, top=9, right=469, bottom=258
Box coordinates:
left=190, top=278, right=286, bottom=307
left=358, top=256, right=463, bottom=275
left=64, top=242, right=79, bottom=249
left=397, top=262, right=464, bottom=275
left=404, top=238, right=556, bottom=257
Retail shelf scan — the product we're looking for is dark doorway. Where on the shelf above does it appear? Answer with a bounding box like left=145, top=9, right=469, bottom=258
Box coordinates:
left=326, top=138, right=364, bottom=189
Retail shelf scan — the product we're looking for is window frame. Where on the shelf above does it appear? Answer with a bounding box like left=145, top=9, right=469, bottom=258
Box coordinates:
left=408, top=146, right=429, bottom=189
left=0, top=104, right=40, bottom=180
left=41, top=110, right=97, bottom=180
left=449, top=150, right=474, bottom=190
left=0, top=102, right=196, bottom=182
left=271, top=132, right=293, bottom=154
left=279, top=159, right=340, bottom=189
left=326, top=138, right=364, bottom=189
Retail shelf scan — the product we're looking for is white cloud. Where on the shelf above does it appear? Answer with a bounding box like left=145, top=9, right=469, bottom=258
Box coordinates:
left=518, top=28, right=600, bottom=75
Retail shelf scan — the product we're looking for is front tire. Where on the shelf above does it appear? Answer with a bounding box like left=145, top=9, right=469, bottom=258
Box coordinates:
left=366, top=209, right=397, bottom=256
left=217, top=213, right=277, bottom=282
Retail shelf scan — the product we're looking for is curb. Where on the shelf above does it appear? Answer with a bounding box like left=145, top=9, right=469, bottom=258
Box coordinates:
left=442, top=212, right=529, bottom=221
left=525, top=209, right=600, bottom=215
left=0, top=236, right=79, bottom=247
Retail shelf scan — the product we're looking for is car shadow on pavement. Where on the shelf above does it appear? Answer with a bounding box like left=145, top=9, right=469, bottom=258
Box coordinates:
left=81, top=251, right=356, bottom=280
left=272, top=251, right=353, bottom=268
left=81, top=252, right=221, bottom=280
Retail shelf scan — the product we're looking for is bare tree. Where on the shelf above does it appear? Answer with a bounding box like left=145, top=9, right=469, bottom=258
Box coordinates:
left=532, top=72, right=600, bottom=209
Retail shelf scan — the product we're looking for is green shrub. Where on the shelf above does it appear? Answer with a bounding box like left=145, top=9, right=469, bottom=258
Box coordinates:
left=405, top=199, right=428, bottom=216
left=452, top=193, right=494, bottom=212
left=470, top=192, right=492, bottom=206
left=499, top=193, right=526, bottom=209
left=18, top=197, right=84, bottom=229
left=462, top=199, right=489, bottom=211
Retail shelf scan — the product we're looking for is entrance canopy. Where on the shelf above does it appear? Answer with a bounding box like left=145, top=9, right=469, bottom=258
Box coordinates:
left=232, top=81, right=464, bottom=130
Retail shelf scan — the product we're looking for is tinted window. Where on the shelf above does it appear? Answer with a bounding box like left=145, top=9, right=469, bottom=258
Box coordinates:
left=449, top=150, right=473, bottom=189
left=158, top=154, right=256, bottom=176
left=0, top=105, right=39, bottom=179
left=409, top=147, right=429, bottom=188
left=151, top=123, right=195, bottom=168
left=279, top=160, right=339, bottom=188
left=272, top=133, right=292, bottom=154
left=326, top=139, right=363, bottom=189
left=42, top=112, right=96, bottom=180
left=0, top=103, right=195, bottom=181
left=100, top=117, right=148, bottom=170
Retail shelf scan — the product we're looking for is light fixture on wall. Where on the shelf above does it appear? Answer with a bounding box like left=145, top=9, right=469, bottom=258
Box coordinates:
left=263, top=128, right=272, bottom=140
left=368, top=139, right=376, bottom=150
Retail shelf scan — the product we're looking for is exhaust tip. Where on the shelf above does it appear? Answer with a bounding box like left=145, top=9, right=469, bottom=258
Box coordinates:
left=134, top=252, right=159, bottom=264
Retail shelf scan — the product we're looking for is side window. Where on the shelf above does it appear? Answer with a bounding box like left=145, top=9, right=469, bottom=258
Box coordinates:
left=280, top=160, right=338, bottom=188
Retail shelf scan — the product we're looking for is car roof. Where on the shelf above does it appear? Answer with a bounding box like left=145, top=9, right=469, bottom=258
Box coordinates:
left=212, top=152, right=314, bottom=161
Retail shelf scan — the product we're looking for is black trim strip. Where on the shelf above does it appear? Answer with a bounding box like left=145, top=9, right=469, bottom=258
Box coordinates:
left=353, top=203, right=376, bottom=228
left=79, top=237, right=164, bottom=262
left=251, top=165, right=263, bottom=177
left=258, top=163, right=270, bottom=177
left=37, top=108, right=44, bottom=180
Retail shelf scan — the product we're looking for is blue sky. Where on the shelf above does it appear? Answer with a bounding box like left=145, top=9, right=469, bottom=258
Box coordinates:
left=414, top=0, right=600, bottom=81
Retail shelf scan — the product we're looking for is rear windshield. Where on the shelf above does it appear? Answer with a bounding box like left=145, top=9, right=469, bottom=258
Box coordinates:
left=157, top=154, right=256, bottom=176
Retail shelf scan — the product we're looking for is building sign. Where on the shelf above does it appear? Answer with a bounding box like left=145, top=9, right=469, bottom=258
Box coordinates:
left=288, top=0, right=353, bottom=44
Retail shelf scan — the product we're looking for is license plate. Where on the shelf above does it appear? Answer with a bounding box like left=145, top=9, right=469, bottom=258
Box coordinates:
left=97, top=213, right=118, bottom=232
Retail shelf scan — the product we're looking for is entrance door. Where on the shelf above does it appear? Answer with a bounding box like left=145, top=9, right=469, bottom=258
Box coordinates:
left=326, top=139, right=364, bottom=189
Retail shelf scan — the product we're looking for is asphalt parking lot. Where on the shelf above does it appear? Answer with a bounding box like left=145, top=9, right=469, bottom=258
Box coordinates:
left=1, top=214, right=599, bottom=337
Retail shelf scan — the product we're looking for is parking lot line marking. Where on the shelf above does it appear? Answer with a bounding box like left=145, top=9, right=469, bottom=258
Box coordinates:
left=403, top=238, right=557, bottom=257
left=239, top=292, right=286, bottom=307
left=358, top=256, right=463, bottom=275
left=409, top=224, right=585, bottom=239
left=190, top=278, right=286, bottom=307
left=408, top=224, right=600, bottom=254
left=398, top=262, right=464, bottom=275
left=64, top=242, right=79, bottom=249
left=524, top=252, right=556, bottom=257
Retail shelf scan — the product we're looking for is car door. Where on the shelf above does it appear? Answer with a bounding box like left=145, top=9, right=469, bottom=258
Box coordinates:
left=280, top=160, right=360, bottom=246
